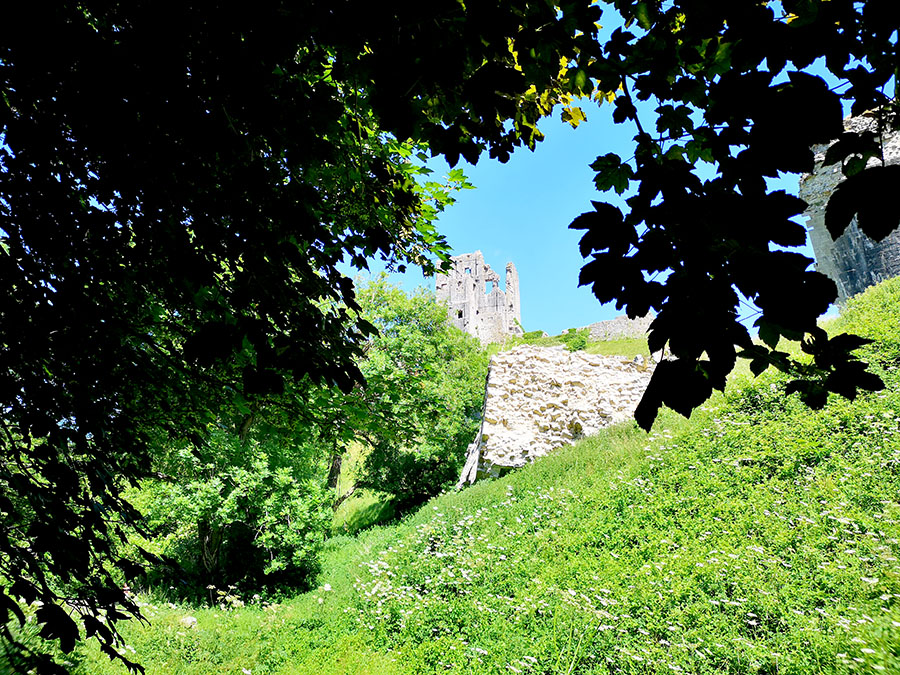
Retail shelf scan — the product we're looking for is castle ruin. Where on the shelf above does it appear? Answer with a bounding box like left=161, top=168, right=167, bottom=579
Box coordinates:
left=800, top=113, right=900, bottom=302
left=436, top=251, right=523, bottom=344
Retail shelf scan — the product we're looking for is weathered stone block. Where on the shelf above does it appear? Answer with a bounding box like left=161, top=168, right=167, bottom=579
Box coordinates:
left=457, top=345, right=654, bottom=486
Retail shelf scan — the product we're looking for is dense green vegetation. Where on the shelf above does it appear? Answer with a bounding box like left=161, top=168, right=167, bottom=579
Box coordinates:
left=49, top=278, right=900, bottom=674
left=4, top=3, right=895, bottom=667
left=6, top=279, right=487, bottom=604
left=350, top=280, right=489, bottom=515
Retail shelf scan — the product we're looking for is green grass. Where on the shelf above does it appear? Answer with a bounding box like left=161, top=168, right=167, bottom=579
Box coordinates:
left=583, top=336, right=650, bottom=359
left=74, top=279, right=900, bottom=674
left=491, top=329, right=650, bottom=360
left=331, top=441, right=397, bottom=535
left=331, top=489, right=396, bottom=535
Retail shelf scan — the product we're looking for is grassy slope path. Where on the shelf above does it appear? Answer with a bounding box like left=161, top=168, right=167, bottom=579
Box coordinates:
left=81, top=279, right=900, bottom=674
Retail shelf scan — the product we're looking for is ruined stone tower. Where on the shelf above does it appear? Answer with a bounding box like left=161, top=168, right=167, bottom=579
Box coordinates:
left=800, top=114, right=900, bottom=302
left=435, top=251, right=523, bottom=344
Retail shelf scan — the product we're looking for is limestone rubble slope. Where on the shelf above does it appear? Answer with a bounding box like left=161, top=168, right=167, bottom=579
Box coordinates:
left=458, top=344, right=653, bottom=485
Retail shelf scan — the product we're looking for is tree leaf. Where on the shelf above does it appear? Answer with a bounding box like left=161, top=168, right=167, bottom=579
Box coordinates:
left=757, top=320, right=780, bottom=349
left=634, top=2, right=653, bottom=30
left=569, top=202, right=633, bottom=257
left=822, top=131, right=880, bottom=169
left=37, top=604, right=80, bottom=653
left=590, top=154, right=635, bottom=194
left=826, top=166, right=900, bottom=241
left=561, top=105, right=588, bottom=128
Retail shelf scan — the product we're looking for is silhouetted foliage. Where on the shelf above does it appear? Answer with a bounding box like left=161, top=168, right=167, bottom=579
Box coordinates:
left=0, top=1, right=575, bottom=670
left=569, top=0, right=897, bottom=429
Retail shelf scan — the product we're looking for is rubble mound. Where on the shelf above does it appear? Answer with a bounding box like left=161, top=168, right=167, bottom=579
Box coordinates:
left=458, top=345, right=653, bottom=485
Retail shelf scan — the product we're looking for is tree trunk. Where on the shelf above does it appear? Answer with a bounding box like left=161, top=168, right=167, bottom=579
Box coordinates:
left=198, top=518, right=223, bottom=578
left=326, top=451, right=343, bottom=489
left=332, top=484, right=357, bottom=512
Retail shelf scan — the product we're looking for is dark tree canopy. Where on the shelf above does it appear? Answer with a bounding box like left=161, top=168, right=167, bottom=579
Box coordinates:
left=0, top=0, right=897, bottom=670
left=565, top=0, right=898, bottom=428
left=0, top=2, right=586, bottom=670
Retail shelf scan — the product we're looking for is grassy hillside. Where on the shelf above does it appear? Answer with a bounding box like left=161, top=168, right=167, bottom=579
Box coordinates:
left=76, top=279, right=900, bottom=674
left=492, top=328, right=652, bottom=360
left=334, top=327, right=649, bottom=535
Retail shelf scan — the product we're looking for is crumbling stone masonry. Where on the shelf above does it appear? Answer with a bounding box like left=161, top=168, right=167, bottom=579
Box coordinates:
left=436, top=251, right=524, bottom=344
left=457, top=345, right=654, bottom=486
left=582, top=314, right=654, bottom=341
left=800, top=113, right=900, bottom=302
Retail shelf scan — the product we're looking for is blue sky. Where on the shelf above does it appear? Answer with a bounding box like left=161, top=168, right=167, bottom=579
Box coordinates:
left=423, top=107, right=649, bottom=335
left=359, top=3, right=845, bottom=337
left=364, top=102, right=813, bottom=336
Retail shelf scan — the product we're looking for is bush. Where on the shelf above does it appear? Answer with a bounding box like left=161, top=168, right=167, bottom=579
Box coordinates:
left=137, top=430, right=331, bottom=593
left=559, top=327, right=588, bottom=352
left=352, top=279, right=489, bottom=514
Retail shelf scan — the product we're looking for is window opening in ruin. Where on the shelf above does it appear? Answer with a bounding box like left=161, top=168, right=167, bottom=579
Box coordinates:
left=435, top=252, right=522, bottom=344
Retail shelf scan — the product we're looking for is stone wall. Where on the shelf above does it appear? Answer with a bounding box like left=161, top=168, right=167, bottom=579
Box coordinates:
left=435, top=251, right=523, bottom=344
left=457, top=345, right=653, bottom=485
left=800, top=113, right=900, bottom=302
left=583, top=314, right=654, bottom=341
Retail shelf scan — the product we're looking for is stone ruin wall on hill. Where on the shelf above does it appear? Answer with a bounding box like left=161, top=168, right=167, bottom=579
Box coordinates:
left=458, top=345, right=654, bottom=486
left=436, top=251, right=523, bottom=345
left=800, top=113, right=900, bottom=302
left=582, top=314, right=654, bottom=341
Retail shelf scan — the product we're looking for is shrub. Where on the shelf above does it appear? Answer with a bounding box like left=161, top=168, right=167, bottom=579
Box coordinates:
left=559, top=327, right=589, bottom=352
left=138, top=430, right=331, bottom=592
